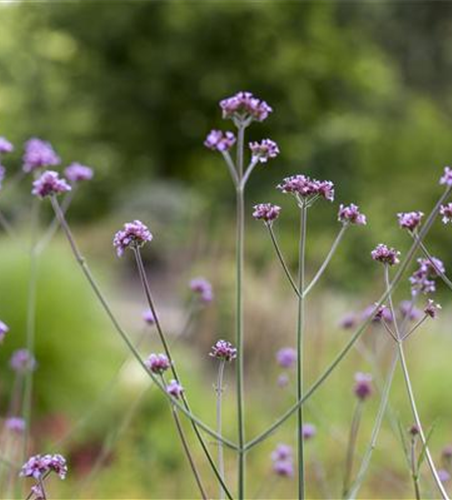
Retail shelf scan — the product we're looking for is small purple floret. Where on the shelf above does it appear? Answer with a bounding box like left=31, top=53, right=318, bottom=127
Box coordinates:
left=440, top=166, right=452, bottom=187
left=32, top=170, right=71, bottom=198
left=220, top=91, right=272, bottom=123
left=338, top=204, right=367, bottom=226
left=424, top=299, right=441, bottom=318
left=271, top=444, right=292, bottom=462
left=0, top=137, right=13, bottom=154
left=371, top=243, right=400, bottom=266
left=339, top=313, right=357, bottom=329
left=23, top=138, right=60, bottom=173
left=5, top=417, right=25, bottom=433
left=20, top=453, right=67, bottom=480
left=397, top=211, right=424, bottom=231
left=145, top=353, right=170, bottom=374
left=277, top=174, right=334, bottom=203
left=0, top=320, right=9, bottom=343
left=252, top=203, right=281, bottom=224
left=142, top=309, right=156, bottom=325
left=10, top=349, right=36, bottom=373
left=440, top=203, right=452, bottom=224
left=210, top=340, right=237, bottom=362
left=302, top=423, right=316, bottom=440
left=276, top=347, right=297, bottom=369
left=113, top=220, right=153, bottom=257
left=65, top=163, right=94, bottom=183
left=409, top=257, right=445, bottom=296
left=249, top=139, right=279, bottom=163
left=166, top=379, right=184, bottom=399
left=190, top=278, right=213, bottom=303
left=354, top=372, right=373, bottom=401
left=438, top=469, right=451, bottom=483
left=204, top=130, right=236, bottom=152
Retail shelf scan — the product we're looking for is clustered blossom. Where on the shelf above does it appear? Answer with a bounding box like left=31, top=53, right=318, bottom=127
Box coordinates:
left=399, top=301, right=422, bottom=321
left=271, top=444, right=294, bottom=477
left=338, top=204, right=367, bottom=226
left=0, top=137, right=13, bottom=154
left=166, top=379, right=184, bottom=399
left=397, top=211, right=424, bottom=231
left=220, top=91, right=272, bottom=123
left=23, top=138, right=60, bottom=173
left=190, top=278, right=213, bottom=303
left=424, top=299, right=441, bottom=319
left=440, top=166, right=452, bottom=187
left=249, top=139, right=280, bottom=163
left=339, top=312, right=357, bottom=330
left=20, top=453, right=67, bottom=480
left=277, top=174, right=334, bottom=204
left=409, top=257, right=445, bottom=295
left=10, top=349, right=36, bottom=373
left=362, top=303, right=393, bottom=323
left=142, top=309, right=156, bottom=325
left=64, top=163, right=94, bottom=183
left=145, top=353, right=170, bottom=374
left=371, top=243, right=400, bottom=266
left=113, top=220, right=153, bottom=257
left=440, top=203, right=452, bottom=224
left=209, top=340, right=237, bottom=362
left=0, top=320, right=9, bottom=343
left=276, top=347, right=297, bottom=369
left=302, top=423, right=316, bottom=440
left=32, top=171, right=71, bottom=198
left=204, top=130, right=236, bottom=152
left=252, top=203, right=281, bottom=224
left=5, top=417, right=25, bottom=433
left=438, top=469, right=451, bottom=484
left=354, top=372, right=373, bottom=401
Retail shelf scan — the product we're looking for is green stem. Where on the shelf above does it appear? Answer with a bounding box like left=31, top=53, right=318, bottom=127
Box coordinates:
left=296, top=205, right=307, bottom=500
left=411, top=437, right=422, bottom=500
left=343, top=401, right=363, bottom=497
left=216, top=361, right=226, bottom=500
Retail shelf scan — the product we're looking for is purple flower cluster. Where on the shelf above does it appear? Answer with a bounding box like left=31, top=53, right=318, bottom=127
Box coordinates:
left=220, top=91, right=272, bottom=123
left=338, top=204, right=367, bottom=226
left=371, top=243, right=400, bottom=266
left=5, top=417, right=25, bottom=433
left=0, top=320, right=9, bottom=343
left=145, top=353, right=170, bottom=374
left=20, top=453, right=67, bottom=480
left=302, top=423, right=316, bottom=440
left=362, top=303, right=393, bottom=323
left=252, top=203, right=281, bottom=224
left=249, top=139, right=279, bottom=163
left=397, top=211, right=424, bottom=231
left=113, top=220, right=153, bottom=257
left=438, top=469, right=451, bottom=483
left=10, top=349, right=36, bottom=373
left=440, top=166, right=452, bottom=187
left=276, top=347, right=297, bottom=369
left=166, top=379, right=184, bottom=399
left=0, top=137, right=13, bottom=154
left=32, top=171, right=71, bottom=198
left=190, top=277, right=213, bottom=303
left=271, top=444, right=294, bottom=477
left=65, top=163, right=94, bottom=183
left=354, top=372, right=373, bottom=401
left=277, top=174, right=334, bottom=203
left=424, top=299, right=441, bottom=319
left=142, top=309, right=156, bottom=325
left=210, top=340, right=237, bottom=362
left=440, top=203, right=452, bottom=224
left=409, top=257, right=445, bottom=295
left=204, top=130, right=236, bottom=152
left=23, top=139, right=60, bottom=173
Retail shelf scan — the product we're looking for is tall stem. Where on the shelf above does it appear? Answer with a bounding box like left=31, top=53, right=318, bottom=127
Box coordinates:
left=216, top=361, right=226, bottom=500
left=343, top=401, right=363, bottom=497
left=296, top=205, right=307, bottom=500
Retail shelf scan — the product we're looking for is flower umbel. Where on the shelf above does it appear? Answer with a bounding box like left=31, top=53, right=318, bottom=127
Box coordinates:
left=166, top=380, right=184, bottom=399
left=440, top=203, right=452, bottom=224
left=252, top=203, right=281, bottom=224
left=397, top=211, right=424, bottom=231
left=204, top=130, right=236, bottom=152
left=338, top=204, right=367, bottom=226
left=10, top=349, right=36, bottom=373
left=145, top=353, right=170, bottom=374
left=210, top=340, right=237, bottom=362
left=277, top=174, right=334, bottom=205
left=65, top=163, right=94, bottom=183
left=220, top=91, right=272, bottom=123
left=276, top=347, right=297, bottom=369
left=20, top=453, right=67, bottom=480
left=113, top=220, right=153, bottom=257
left=32, top=171, right=71, bottom=198
left=371, top=244, right=400, bottom=266
left=249, top=139, right=279, bottom=163
left=190, top=278, right=213, bottom=303
left=23, top=138, right=60, bottom=173
left=5, top=417, right=25, bottom=433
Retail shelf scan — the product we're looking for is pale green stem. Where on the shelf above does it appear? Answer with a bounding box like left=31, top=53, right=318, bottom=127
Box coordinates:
left=240, top=159, right=258, bottom=189
left=411, top=436, right=422, bottom=500
left=343, top=400, right=364, bottom=497
left=221, top=151, right=239, bottom=187
left=216, top=360, right=226, bottom=500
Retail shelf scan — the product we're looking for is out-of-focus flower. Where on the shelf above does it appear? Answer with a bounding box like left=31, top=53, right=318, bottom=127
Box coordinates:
left=113, top=220, right=153, bottom=257
left=371, top=244, right=400, bottom=266
left=190, top=278, right=213, bottom=303
left=440, top=203, right=452, bottom=224
left=339, top=313, right=358, bottom=329
left=0, top=320, right=9, bottom=343
left=302, top=423, right=316, bottom=440
left=397, top=211, right=424, bottom=231
left=442, top=445, right=452, bottom=461
left=142, top=309, right=156, bottom=325
left=399, top=301, right=422, bottom=321
left=271, top=444, right=292, bottom=462
left=5, top=417, right=25, bottom=433
left=438, top=469, right=451, bottom=483
left=362, top=304, right=393, bottom=323
left=271, top=443, right=294, bottom=478
left=32, top=171, right=71, bottom=198
left=277, top=374, right=289, bottom=387
left=204, top=130, right=236, bottom=152
left=166, top=380, right=184, bottom=399
left=220, top=91, right=272, bottom=123
left=424, top=299, right=441, bottom=319
left=20, top=453, right=67, bottom=480
left=0, top=137, right=13, bottom=154
left=65, top=163, right=94, bottom=183
left=409, top=257, right=445, bottom=296
left=272, top=460, right=294, bottom=477
left=338, top=204, right=367, bottom=226
left=409, top=424, right=420, bottom=437
left=276, top=347, right=296, bottom=369
left=252, top=203, right=281, bottom=224
left=10, top=349, right=36, bottom=373
left=440, top=166, right=452, bottom=187
left=249, top=139, right=279, bottom=163
left=277, top=174, right=334, bottom=203
left=354, top=372, right=373, bottom=401
left=210, top=340, right=237, bottom=362
left=23, top=139, right=60, bottom=173
left=145, top=353, right=170, bottom=374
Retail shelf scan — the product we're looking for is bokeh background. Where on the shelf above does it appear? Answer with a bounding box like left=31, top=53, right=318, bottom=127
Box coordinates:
left=1, top=2, right=452, bottom=498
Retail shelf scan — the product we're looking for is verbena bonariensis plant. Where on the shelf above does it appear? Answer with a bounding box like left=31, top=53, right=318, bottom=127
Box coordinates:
left=1, top=93, right=452, bottom=500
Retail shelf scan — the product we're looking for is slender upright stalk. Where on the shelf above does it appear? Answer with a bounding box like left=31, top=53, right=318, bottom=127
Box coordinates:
left=342, top=401, right=363, bottom=497
left=216, top=360, right=226, bottom=500
left=235, top=123, right=246, bottom=499
left=296, top=204, right=307, bottom=500
left=410, top=436, right=422, bottom=500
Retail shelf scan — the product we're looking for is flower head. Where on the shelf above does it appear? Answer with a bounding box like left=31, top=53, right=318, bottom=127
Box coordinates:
left=252, top=203, right=281, bottom=224
left=277, top=174, right=334, bottom=204
left=5, top=417, right=25, bottom=433
left=249, top=139, right=279, bottom=163
left=354, top=372, right=373, bottom=401
left=271, top=443, right=294, bottom=478
left=166, top=379, right=184, bottom=399
left=397, top=211, right=424, bottom=231
left=220, top=91, right=272, bottom=123
left=440, top=166, right=452, bottom=187
left=424, top=299, right=441, bottom=318
left=64, top=163, right=94, bottom=183
left=189, top=278, right=213, bottom=303
left=10, top=349, right=36, bottom=373
left=20, top=453, right=67, bottom=480
left=271, top=444, right=292, bottom=462
left=339, top=313, right=358, bottom=329
left=0, top=137, right=13, bottom=154
left=302, top=423, right=316, bottom=440
left=142, top=309, right=156, bottom=325
left=438, top=469, right=451, bottom=483
left=210, top=340, right=237, bottom=362
left=409, top=257, right=444, bottom=296
left=272, top=460, right=294, bottom=477
left=440, top=203, right=452, bottom=224
left=0, top=320, right=9, bottom=343
left=276, top=347, right=296, bottom=369
left=409, top=424, right=420, bottom=437
left=362, top=304, right=393, bottom=323
left=32, top=171, right=71, bottom=198
left=204, top=130, right=236, bottom=152
left=371, top=244, right=400, bottom=266
left=113, top=220, right=153, bottom=257
left=23, top=139, right=60, bottom=173
left=338, top=204, right=367, bottom=226
left=145, top=353, right=170, bottom=374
